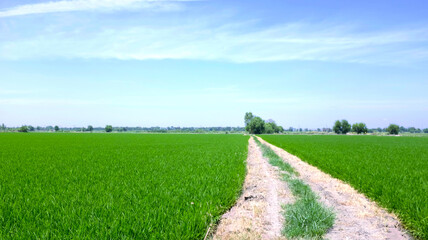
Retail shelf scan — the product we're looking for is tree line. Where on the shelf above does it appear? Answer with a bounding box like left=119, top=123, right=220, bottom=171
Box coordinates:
left=244, top=112, right=284, bottom=134
left=333, top=120, right=405, bottom=135
left=2, top=120, right=427, bottom=135
left=0, top=124, right=246, bottom=133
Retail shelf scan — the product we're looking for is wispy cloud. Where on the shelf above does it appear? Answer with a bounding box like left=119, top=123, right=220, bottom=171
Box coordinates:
left=3, top=22, right=428, bottom=65
left=0, top=0, right=186, bottom=17
left=1, top=2, right=428, bottom=65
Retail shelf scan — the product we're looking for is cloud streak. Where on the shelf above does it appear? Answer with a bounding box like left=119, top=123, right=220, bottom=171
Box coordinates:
left=0, top=0, right=186, bottom=17
left=1, top=2, right=428, bottom=65
left=2, top=21, right=428, bottom=65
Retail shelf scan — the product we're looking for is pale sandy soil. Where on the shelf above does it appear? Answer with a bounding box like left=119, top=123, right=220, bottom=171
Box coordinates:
left=256, top=136, right=412, bottom=240
left=213, top=137, right=292, bottom=240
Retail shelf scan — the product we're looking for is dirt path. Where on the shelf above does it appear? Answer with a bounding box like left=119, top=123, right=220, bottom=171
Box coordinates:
left=213, top=137, right=291, bottom=240
left=257, top=136, right=411, bottom=240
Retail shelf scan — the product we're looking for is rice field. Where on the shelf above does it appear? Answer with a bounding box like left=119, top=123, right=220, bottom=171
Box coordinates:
left=0, top=133, right=249, bottom=239
left=260, top=135, right=428, bottom=239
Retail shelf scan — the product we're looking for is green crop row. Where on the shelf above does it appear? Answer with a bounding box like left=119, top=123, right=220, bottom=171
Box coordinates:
left=0, top=133, right=249, bottom=239
left=260, top=135, right=428, bottom=239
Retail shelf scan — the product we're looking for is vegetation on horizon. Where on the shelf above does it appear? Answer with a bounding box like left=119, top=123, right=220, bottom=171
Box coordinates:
left=244, top=112, right=284, bottom=134
left=261, top=135, right=428, bottom=239
left=0, top=133, right=249, bottom=239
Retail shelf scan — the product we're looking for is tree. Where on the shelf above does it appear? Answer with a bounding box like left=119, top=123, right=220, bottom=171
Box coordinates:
left=105, top=125, right=113, bottom=133
left=333, top=120, right=342, bottom=134
left=247, top=117, right=265, bottom=134
left=265, top=123, right=274, bottom=134
left=333, top=119, right=351, bottom=134
left=423, top=128, right=428, bottom=133
left=265, top=120, right=282, bottom=134
left=387, top=124, right=399, bottom=135
left=18, top=125, right=28, bottom=132
left=244, top=112, right=254, bottom=132
left=0, top=123, right=5, bottom=132
left=341, top=120, right=351, bottom=134
left=28, top=125, right=35, bottom=132
left=54, top=126, right=60, bottom=132
left=352, top=123, right=368, bottom=134
left=87, top=125, right=93, bottom=132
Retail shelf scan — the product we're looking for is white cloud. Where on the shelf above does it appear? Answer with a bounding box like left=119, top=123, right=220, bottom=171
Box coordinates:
left=0, top=0, right=186, bottom=17
left=1, top=6, right=428, bottom=65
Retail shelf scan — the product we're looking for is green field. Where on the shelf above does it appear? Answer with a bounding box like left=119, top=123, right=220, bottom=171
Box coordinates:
left=260, top=135, right=428, bottom=239
left=0, top=133, right=249, bottom=239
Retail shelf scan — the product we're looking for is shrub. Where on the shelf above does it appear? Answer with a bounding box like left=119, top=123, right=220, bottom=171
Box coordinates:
left=387, top=124, right=400, bottom=135
left=18, top=126, right=28, bottom=133
left=352, top=123, right=368, bottom=134
left=105, top=125, right=113, bottom=133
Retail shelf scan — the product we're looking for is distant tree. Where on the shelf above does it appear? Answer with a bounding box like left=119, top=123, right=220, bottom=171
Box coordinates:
left=54, top=126, right=60, bottom=132
left=317, top=128, right=321, bottom=132
left=278, top=126, right=284, bottom=133
left=352, top=123, right=368, bottom=134
left=341, top=120, right=351, bottom=134
left=333, top=119, right=351, bottom=134
left=399, top=126, right=407, bottom=132
left=28, top=125, right=35, bottom=132
left=18, top=125, right=28, bottom=133
left=351, top=123, right=357, bottom=133
left=333, top=120, right=342, bottom=134
left=244, top=112, right=254, bottom=132
left=288, top=127, right=293, bottom=132
left=247, top=117, right=265, bottom=134
left=105, top=125, right=113, bottom=133
left=387, top=124, right=400, bottom=135
left=265, top=120, right=281, bottom=133
left=0, top=123, right=5, bottom=131
left=87, top=125, right=93, bottom=132
left=408, top=127, right=416, bottom=133
left=265, top=123, right=274, bottom=134
left=423, top=128, right=428, bottom=133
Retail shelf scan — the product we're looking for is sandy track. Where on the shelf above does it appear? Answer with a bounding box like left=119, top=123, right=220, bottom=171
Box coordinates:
left=257, top=136, right=411, bottom=240
left=213, top=137, right=291, bottom=240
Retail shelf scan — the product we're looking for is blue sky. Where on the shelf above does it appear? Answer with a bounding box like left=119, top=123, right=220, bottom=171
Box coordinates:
left=1, top=0, right=427, bottom=128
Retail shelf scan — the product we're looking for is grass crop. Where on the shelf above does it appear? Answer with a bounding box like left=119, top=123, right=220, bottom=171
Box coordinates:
left=0, top=133, right=249, bottom=239
left=253, top=137, right=334, bottom=239
left=261, top=134, right=428, bottom=239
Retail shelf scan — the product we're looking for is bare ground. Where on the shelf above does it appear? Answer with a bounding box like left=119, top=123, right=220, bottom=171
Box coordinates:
left=213, top=137, right=292, bottom=240
left=256, top=136, right=412, bottom=240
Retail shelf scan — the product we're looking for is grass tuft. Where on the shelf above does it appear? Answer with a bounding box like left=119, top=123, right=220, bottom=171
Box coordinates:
left=253, top=136, right=335, bottom=239
left=283, top=198, right=335, bottom=239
